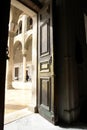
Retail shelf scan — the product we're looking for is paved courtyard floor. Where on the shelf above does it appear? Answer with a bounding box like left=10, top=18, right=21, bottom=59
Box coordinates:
left=4, top=113, right=87, bottom=130
left=4, top=84, right=32, bottom=124
left=5, top=88, right=32, bottom=114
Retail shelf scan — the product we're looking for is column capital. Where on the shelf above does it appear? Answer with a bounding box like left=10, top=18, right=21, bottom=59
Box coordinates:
left=22, top=49, right=27, bottom=56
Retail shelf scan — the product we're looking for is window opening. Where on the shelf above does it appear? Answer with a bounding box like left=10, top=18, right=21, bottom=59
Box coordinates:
left=19, top=20, right=22, bottom=34
left=14, top=67, right=19, bottom=80
left=27, top=16, right=33, bottom=30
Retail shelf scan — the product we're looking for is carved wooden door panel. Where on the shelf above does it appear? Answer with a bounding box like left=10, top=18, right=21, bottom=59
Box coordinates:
left=38, top=0, right=55, bottom=124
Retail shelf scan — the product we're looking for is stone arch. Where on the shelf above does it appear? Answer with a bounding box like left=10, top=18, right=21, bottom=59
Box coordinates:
left=13, top=41, right=23, bottom=81
left=24, top=35, right=32, bottom=80
left=25, top=34, right=32, bottom=62
left=9, top=6, right=23, bottom=35
left=13, top=41, right=22, bottom=64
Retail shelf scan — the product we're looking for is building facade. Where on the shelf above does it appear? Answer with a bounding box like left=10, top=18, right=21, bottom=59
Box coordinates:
left=6, top=8, right=33, bottom=89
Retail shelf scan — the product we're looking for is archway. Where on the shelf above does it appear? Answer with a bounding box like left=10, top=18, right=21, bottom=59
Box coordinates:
left=4, top=1, right=37, bottom=124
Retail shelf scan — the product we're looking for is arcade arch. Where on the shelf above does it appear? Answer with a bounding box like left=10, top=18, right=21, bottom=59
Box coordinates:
left=13, top=41, right=22, bottom=81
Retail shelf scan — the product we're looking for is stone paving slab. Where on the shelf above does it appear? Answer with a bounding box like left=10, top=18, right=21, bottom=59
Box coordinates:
left=4, top=88, right=32, bottom=124
left=5, top=88, right=32, bottom=114
left=4, top=114, right=86, bottom=130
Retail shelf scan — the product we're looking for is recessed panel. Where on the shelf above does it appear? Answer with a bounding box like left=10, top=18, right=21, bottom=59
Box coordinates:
left=40, top=61, right=50, bottom=72
left=40, top=20, right=50, bottom=57
left=40, top=77, right=51, bottom=110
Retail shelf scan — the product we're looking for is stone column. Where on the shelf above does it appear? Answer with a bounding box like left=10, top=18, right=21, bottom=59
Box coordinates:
left=6, top=33, right=13, bottom=89
left=29, top=14, right=37, bottom=112
left=22, top=50, right=27, bottom=82
left=6, top=22, right=17, bottom=89
left=6, top=32, right=14, bottom=89
left=23, top=15, right=27, bottom=32
left=22, top=15, right=27, bottom=82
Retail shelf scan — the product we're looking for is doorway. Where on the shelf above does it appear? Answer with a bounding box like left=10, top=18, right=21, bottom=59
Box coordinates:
left=4, top=0, right=37, bottom=124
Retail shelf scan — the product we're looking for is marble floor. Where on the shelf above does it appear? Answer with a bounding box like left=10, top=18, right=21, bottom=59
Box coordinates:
left=4, top=113, right=87, bottom=130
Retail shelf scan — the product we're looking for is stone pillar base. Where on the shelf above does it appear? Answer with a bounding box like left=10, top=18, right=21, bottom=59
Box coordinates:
left=6, top=83, right=13, bottom=89
left=63, top=106, right=80, bottom=123
left=28, top=104, right=38, bottom=113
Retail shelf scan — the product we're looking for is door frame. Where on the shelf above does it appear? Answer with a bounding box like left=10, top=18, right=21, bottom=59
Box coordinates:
left=11, top=0, right=38, bottom=112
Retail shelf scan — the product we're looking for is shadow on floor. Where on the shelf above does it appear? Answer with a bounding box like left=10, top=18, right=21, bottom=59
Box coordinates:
left=57, top=118, right=87, bottom=130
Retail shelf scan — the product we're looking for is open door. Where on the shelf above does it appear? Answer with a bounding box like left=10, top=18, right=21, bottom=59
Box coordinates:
left=38, top=0, right=55, bottom=124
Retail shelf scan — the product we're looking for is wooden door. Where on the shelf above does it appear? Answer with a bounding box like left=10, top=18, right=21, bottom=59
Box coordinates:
left=38, top=0, right=55, bottom=124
